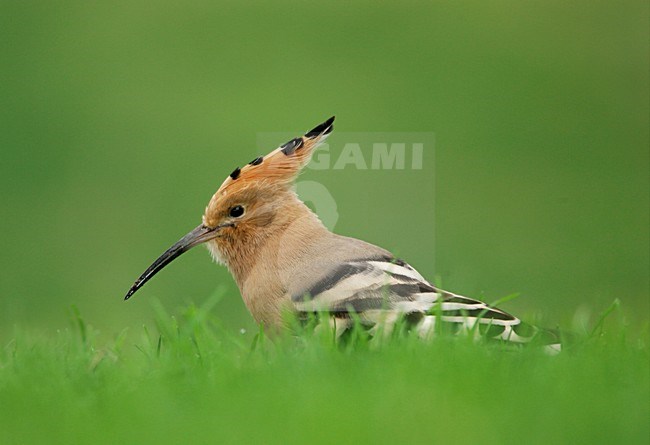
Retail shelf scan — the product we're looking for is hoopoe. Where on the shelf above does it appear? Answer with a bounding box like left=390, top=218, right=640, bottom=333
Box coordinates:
left=125, top=117, right=560, bottom=350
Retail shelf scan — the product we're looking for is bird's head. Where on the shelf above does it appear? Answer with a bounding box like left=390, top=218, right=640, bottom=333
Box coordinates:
left=124, top=116, right=334, bottom=300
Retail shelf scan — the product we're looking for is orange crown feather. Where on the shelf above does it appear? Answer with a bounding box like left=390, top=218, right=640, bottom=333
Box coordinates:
left=217, top=116, right=334, bottom=195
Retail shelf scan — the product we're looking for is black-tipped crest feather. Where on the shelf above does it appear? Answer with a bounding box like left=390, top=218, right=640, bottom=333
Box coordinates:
left=229, top=167, right=241, bottom=180
left=305, top=116, right=335, bottom=139
left=281, top=137, right=304, bottom=155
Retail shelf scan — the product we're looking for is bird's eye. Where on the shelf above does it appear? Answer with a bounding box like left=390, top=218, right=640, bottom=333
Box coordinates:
left=229, top=205, right=245, bottom=218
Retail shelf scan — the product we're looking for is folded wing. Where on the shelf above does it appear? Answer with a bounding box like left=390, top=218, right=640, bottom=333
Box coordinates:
left=292, top=256, right=559, bottom=349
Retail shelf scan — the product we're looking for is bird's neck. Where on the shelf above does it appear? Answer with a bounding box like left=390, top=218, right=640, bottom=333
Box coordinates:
left=214, top=198, right=330, bottom=289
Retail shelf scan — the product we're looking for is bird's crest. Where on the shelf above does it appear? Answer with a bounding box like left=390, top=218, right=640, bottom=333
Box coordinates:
left=216, top=116, right=334, bottom=196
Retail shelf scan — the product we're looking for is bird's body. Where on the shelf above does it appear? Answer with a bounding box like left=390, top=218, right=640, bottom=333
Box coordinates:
left=126, top=117, right=559, bottom=349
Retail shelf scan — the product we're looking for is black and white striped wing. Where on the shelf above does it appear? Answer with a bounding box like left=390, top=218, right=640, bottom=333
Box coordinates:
left=292, top=257, right=555, bottom=347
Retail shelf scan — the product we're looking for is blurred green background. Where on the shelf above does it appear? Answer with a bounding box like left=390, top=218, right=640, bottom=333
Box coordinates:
left=1, top=1, right=648, bottom=339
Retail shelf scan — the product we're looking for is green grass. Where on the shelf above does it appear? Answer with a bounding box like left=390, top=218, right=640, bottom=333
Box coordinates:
left=1, top=296, right=648, bottom=445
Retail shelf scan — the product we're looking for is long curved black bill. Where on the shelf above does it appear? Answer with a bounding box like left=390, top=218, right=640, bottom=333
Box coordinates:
left=124, top=223, right=229, bottom=300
